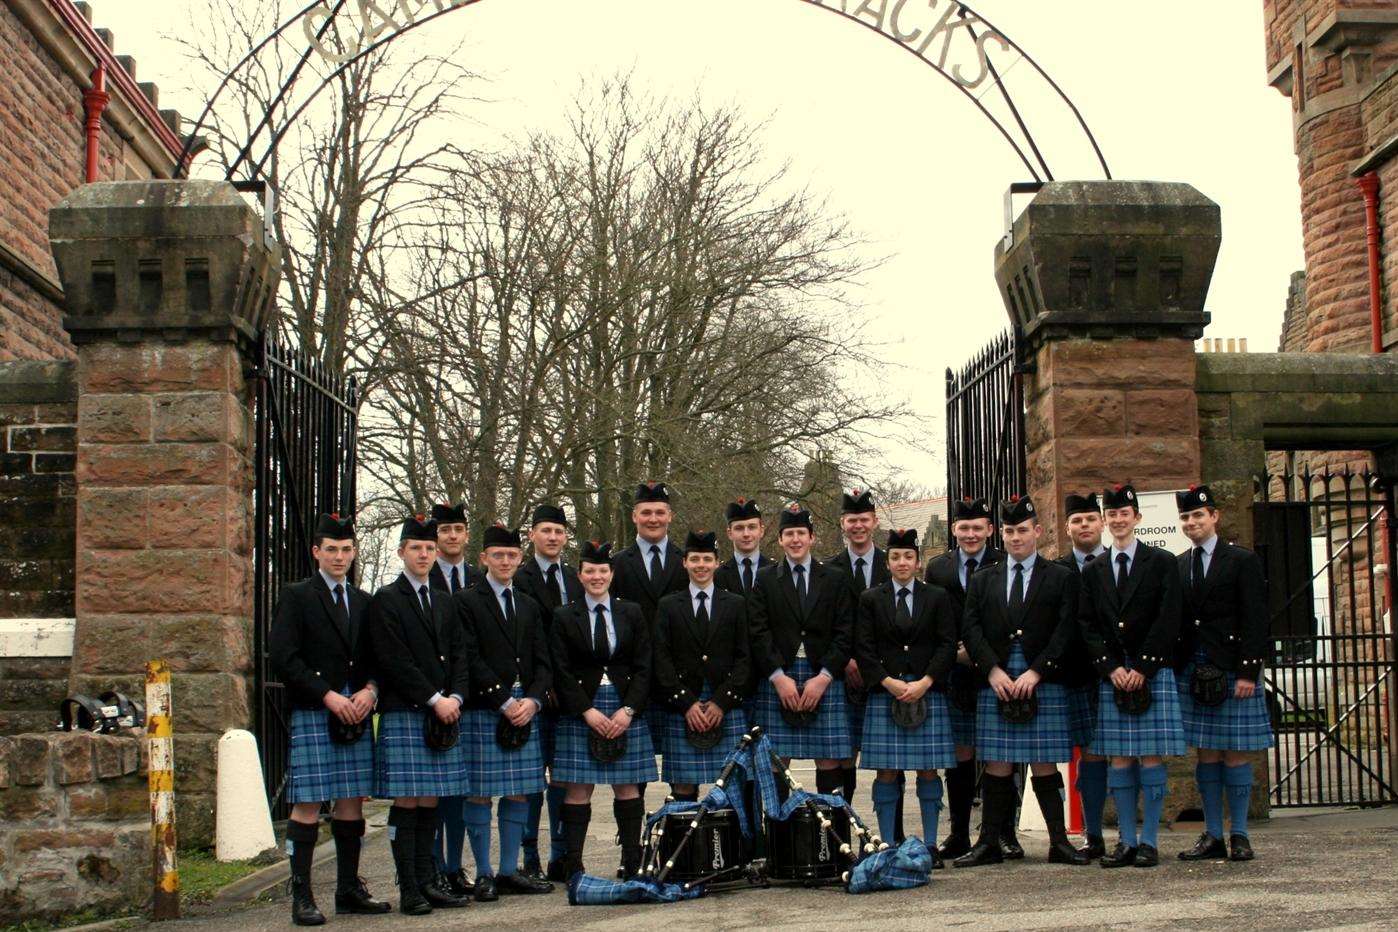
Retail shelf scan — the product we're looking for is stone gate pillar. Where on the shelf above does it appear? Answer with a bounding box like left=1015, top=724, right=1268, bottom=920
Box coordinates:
left=49, top=181, right=279, bottom=844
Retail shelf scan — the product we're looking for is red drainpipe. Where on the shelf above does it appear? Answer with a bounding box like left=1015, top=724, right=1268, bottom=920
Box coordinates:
left=82, top=64, right=110, bottom=183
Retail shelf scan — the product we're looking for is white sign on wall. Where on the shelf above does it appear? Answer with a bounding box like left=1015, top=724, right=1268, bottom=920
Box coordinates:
left=1104, top=490, right=1191, bottom=557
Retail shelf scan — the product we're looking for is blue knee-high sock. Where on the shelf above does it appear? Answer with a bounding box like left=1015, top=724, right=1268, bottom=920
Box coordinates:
left=1076, top=760, right=1109, bottom=839
left=1108, top=765, right=1139, bottom=848
left=546, top=783, right=568, bottom=863
left=871, top=780, right=902, bottom=844
left=914, top=776, right=944, bottom=848
left=463, top=800, right=494, bottom=878
left=1195, top=762, right=1225, bottom=839
left=522, top=792, right=544, bottom=866
left=436, top=796, right=466, bottom=873
left=497, top=798, right=530, bottom=877
left=1139, top=764, right=1168, bottom=849
left=1223, top=763, right=1254, bottom=839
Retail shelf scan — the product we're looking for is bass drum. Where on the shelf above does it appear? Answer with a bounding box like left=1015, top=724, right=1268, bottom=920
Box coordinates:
left=656, top=807, right=744, bottom=883
left=765, top=802, right=850, bottom=882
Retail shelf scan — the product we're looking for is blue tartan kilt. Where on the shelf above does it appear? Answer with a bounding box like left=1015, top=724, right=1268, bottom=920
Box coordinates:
left=463, top=686, right=546, bottom=798
left=287, top=706, right=376, bottom=803
left=845, top=681, right=867, bottom=753
left=660, top=685, right=749, bottom=784
left=948, top=664, right=977, bottom=747
left=1068, top=683, right=1099, bottom=749
left=859, top=680, right=956, bottom=772
left=375, top=709, right=471, bottom=799
left=552, top=684, right=658, bottom=786
left=1178, top=652, right=1275, bottom=752
left=1089, top=668, right=1186, bottom=759
left=753, top=657, right=851, bottom=761
left=974, top=645, right=1073, bottom=764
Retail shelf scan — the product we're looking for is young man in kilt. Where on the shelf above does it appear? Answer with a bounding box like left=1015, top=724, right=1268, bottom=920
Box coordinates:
left=269, top=512, right=390, bottom=925
left=853, top=528, right=958, bottom=864
left=956, top=497, right=1090, bottom=868
left=715, top=498, right=771, bottom=596
left=1174, top=485, right=1273, bottom=863
left=825, top=490, right=890, bottom=815
left=1078, top=484, right=1185, bottom=868
left=512, top=504, right=583, bottom=881
left=454, top=524, right=555, bottom=899
left=748, top=503, right=855, bottom=797
left=369, top=515, right=473, bottom=913
left=425, top=502, right=480, bottom=898
left=551, top=541, right=657, bottom=879
left=924, top=497, right=1009, bottom=859
left=653, top=530, right=752, bottom=800
left=1056, top=492, right=1111, bottom=860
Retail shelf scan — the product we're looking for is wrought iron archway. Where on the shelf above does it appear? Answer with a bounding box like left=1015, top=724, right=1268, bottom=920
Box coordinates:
left=177, top=0, right=1112, bottom=187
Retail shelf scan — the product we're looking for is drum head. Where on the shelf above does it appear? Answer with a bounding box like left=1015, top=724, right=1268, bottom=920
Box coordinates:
left=1114, top=681, right=1153, bottom=716
left=998, top=694, right=1038, bottom=724
left=891, top=696, right=927, bottom=729
left=495, top=716, right=533, bottom=751
left=685, top=721, right=724, bottom=750
left=588, top=730, right=628, bottom=763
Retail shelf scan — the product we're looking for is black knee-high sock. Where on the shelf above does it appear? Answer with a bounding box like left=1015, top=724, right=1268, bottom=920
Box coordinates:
left=948, top=759, right=976, bottom=839
left=670, top=787, right=699, bottom=803
left=841, top=765, right=857, bottom=801
left=613, top=798, right=645, bottom=876
left=976, top=774, right=1012, bottom=845
left=560, top=802, right=592, bottom=875
left=330, top=818, right=364, bottom=891
left=894, top=772, right=907, bottom=843
left=413, top=806, right=439, bottom=888
left=387, top=806, right=417, bottom=890
left=815, top=768, right=843, bottom=797
left=1031, top=773, right=1069, bottom=841
left=287, top=819, right=319, bottom=883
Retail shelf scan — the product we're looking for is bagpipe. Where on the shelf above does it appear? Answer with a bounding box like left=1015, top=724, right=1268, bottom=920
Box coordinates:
left=569, top=725, right=935, bottom=905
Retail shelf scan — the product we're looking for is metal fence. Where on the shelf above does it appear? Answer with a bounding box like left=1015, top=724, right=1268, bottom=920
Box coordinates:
left=945, top=330, right=1026, bottom=548
left=252, top=336, right=358, bottom=819
left=1254, top=466, right=1396, bottom=808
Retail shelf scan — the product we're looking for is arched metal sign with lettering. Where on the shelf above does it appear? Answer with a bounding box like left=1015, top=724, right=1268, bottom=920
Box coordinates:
left=179, top=0, right=1110, bottom=185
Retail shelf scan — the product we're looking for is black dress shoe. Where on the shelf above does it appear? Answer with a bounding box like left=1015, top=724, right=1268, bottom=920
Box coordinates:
left=420, top=874, right=470, bottom=909
left=290, top=877, right=326, bottom=926
left=1133, top=844, right=1159, bottom=868
left=495, top=873, right=555, bottom=895
left=1228, top=834, right=1255, bottom=862
left=1000, top=835, right=1025, bottom=860
left=1099, top=843, right=1137, bottom=868
left=938, top=833, right=972, bottom=860
left=335, top=878, right=392, bottom=915
left=474, top=875, right=499, bottom=902
left=545, top=859, right=571, bottom=882
left=398, top=886, right=431, bottom=916
left=931, top=849, right=945, bottom=870
left=952, top=840, right=1004, bottom=868
left=445, top=868, right=475, bottom=897
left=1178, top=832, right=1228, bottom=861
left=521, top=855, right=545, bottom=880
left=1076, top=833, right=1106, bottom=860
left=1048, top=838, right=1091, bottom=865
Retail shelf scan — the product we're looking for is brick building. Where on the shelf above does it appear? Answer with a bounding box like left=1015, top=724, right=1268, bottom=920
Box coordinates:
left=1265, top=0, right=1398, bottom=353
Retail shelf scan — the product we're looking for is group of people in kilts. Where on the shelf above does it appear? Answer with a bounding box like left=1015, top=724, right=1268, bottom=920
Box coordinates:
left=268, top=478, right=1273, bottom=924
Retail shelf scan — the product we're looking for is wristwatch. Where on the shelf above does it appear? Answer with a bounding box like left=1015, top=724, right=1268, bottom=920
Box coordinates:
left=621, top=705, right=636, bottom=718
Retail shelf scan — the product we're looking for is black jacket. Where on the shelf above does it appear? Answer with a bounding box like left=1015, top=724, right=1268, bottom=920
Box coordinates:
left=454, top=580, right=552, bottom=710
left=269, top=574, right=374, bottom=710
left=825, top=546, right=891, bottom=595
left=715, top=552, right=773, bottom=596
left=653, top=587, right=752, bottom=713
left=854, top=579, right=957, bottom=689
left=610, top=539, right=688, bottom=624
left=1056, top=551, right=1108, bottom=688
left=962, top=557, right=1079, bottom=682
left=429, top=559, right=482, bottom=596
left=550, top=598, right=651, bottom=716
left=748, top=558, right=854, bottom=679
left=514, top=556, right=584, bottom=615
left=1078, top=542, right=1182, bottom=679
left=369, top=573, right=471, bottom=713
left=924, top=546, right=1006, bottom=625
left=1175, top=541, right=1269, bottom=680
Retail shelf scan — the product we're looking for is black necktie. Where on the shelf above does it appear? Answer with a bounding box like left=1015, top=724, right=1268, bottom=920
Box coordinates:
left=592, top=604, right=610, bottom=662
left=695, top=590, right=710, bottom=641
left=742, top=557, right=754, bottom=592
left=895, top=586, right=912, bottom=629
left=502, top=587, right=516, bottom=624
left=854, top=556, right=867, bottom=590
left=1084, top=552, right=1096, bottom=564
left=333, top=583, right=350, bottom=631
left=450, top=564, right=460, bottom=593
left=546, top=563, right=563, bottom=608
left=965, top=557, right=978, bottom=587
left=1192, top=546, right=1207, bottom=599
left=649, top=544, right=663, bottom=581
left=1009, top=563, right=1025, bottom=618
left=793, top=564, right=807, bottom=608
left=418, top=584, right=431, bottom=614
left=1116, top=553, right=1130, bottom=591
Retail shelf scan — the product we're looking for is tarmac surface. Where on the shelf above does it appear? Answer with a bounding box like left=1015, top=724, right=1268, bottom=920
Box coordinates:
left=179, top=774, right=1398, bottom=932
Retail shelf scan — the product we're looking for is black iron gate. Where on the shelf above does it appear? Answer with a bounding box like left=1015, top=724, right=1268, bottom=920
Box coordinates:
left=1254, top=466, right=1396, bottom=808
left=252, top=336, right=358, bottom=819
left=945, top=330, right=1026, bottom=548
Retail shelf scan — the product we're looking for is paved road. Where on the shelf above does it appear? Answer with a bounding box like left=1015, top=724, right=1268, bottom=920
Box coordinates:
left=182, top=786, right=1398, bottom=932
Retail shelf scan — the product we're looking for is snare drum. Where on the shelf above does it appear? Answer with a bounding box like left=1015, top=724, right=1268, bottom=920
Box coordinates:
left=765, top=802, right=851, bottom=881
left=655, top=807, right=744, bottom=883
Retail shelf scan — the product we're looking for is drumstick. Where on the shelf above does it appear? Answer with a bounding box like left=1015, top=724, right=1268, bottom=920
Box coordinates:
left=653, top=731, right=756, bottom=884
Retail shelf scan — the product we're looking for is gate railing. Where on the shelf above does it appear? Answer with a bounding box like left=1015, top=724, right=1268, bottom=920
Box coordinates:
left=945, top=330, right=1025, bottom=549
left=252, top=336, right=358, bottom=819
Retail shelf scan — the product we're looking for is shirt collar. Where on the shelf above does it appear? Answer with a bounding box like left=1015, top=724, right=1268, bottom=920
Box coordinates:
left=1008, top=552, right=1038, bottom=572
left=734, top=549, right=761, bottom=565
left=636, top=534, right=668, bottom=554
left=401, top=569, right=429, bottom=590
left=958, top=546, right=986, bottom=567
left=891, top=577, right=917, bottom=595
left=486, top=574, right=512, bottom=598
left=1197, top=534, right=1219, bottom=556
left=534, top=553, right=561, bottom=574
left=435, top=555, right=466, bottom=575
left=584, top=593, right=611, bottom=613
left=785, top=555, right=813, bottom=573
left=689, top=582, right=715, bottom=601
left=847, top=544, right=875, bottom=565
left=318, top=569, right=347, bottom=591
left=1110, top=538, right=1139, bottom=563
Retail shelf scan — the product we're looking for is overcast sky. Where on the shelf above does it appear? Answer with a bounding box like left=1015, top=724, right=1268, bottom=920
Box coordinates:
left=94, top=0, right=1303, bottom=489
